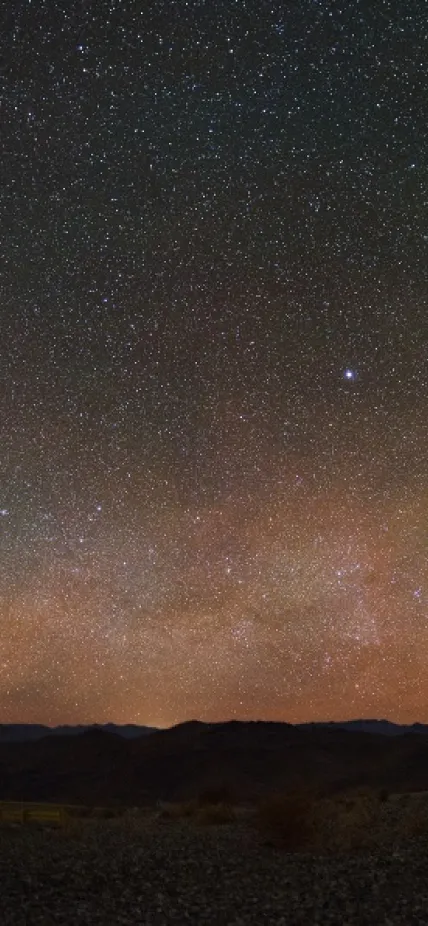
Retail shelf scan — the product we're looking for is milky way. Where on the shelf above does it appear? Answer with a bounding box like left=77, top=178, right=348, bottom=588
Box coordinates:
left=0, top=1, right=427, bottom=726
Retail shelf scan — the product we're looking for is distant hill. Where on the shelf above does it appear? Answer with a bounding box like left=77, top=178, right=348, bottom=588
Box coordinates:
left=0, top=723, right=156, bottom=743
left=297, top=720, right=428, bottom=737
left=1, top=719, right=428, bottom=806
left=1, top=718, right=427, bottom=743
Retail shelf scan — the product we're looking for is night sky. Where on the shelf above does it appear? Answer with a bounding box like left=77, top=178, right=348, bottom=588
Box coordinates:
left=1, top=1, right=427, bottom=727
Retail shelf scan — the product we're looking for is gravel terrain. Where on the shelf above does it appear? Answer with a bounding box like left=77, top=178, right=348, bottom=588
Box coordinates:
left=1, top=814, right=428, bottom=925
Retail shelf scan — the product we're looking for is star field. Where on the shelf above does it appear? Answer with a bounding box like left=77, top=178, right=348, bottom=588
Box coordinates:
left=0, top=0, right=428, bottom=726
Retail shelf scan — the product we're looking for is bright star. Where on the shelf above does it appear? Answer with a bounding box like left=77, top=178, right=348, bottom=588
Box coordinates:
left=343, top=368, right=357, bottom=382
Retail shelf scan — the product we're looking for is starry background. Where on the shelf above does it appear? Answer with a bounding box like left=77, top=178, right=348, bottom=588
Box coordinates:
left=0, top=0, right=427, bottom=727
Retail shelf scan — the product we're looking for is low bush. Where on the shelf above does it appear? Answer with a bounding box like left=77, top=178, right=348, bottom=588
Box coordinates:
left=315, top=786, right=382, bottom=852
left=196, top=802, right=235, bottom=825
left=254, top=786, right=390, bottom=853
left=254, top=789, right=317, bottom=850
left=157, top=798, right=235, bottom=825
left=156, top=800, right=199, bottom=822
left=197, top=784, right=237, bottom=806
left=90, top=806, right=123, bottom=819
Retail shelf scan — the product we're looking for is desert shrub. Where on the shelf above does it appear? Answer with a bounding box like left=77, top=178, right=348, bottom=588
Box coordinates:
left=315, top=786, right=383, bottom=852
left=254, top=786, right=389, bottom=854
left=156, top=798, right=235, bottom=825
left=67, top=805, right=92, bottom=819
left=196, top=802, right=235, bottom=825
left=157, top=800, right=199, bottom=822
left=197, top=784, right=237, bottom=806
left=123, top=807, right=149, bottom=820
left=254, top=789, right=316, bottom=851
left=396, top=794, right=428, bottom=841
left=90, top=806, right=123, bottom=819
left=333, top=789, right=428, bottom=850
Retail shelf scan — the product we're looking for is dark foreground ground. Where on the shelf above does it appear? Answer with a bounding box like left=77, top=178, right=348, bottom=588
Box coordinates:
left=2, top=811, right=428, bottom=925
